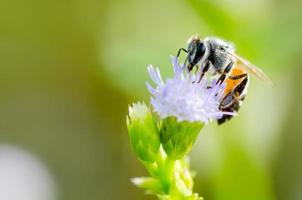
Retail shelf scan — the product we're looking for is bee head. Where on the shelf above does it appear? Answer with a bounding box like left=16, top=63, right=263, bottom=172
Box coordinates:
left=187, top=36, right=207, bottom=71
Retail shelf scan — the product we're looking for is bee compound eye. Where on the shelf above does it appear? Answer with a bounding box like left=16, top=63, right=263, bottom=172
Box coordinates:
left=197, top=42, right=206, bottom=57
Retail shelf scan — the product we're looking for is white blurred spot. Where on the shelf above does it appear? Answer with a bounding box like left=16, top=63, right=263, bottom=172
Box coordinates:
left=0, top=145, right=57, bottom=200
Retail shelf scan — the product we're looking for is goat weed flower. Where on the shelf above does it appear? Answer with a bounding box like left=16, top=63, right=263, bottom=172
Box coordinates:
left=147, top=57, right=227, bottom=123
left=126, top=56, right=232, bottom=200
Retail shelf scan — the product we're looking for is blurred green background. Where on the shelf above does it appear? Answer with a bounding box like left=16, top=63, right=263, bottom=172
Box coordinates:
left=0, top=0, right=302, bottom=199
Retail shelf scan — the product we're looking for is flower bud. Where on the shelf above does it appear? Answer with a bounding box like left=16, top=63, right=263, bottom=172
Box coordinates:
left=160, top=117, right=203, bottom=160
left=131, top=177, right=163, bottom=194
left=127, top=102, right=160, bottom=162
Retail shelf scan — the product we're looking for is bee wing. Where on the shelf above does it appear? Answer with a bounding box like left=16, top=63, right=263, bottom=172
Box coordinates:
left=230, top=52, right=273, bottom=86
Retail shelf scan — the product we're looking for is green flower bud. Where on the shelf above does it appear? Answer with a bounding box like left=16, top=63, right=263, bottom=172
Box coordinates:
left=160, top=117, right=204, bottom=160
left=131, top=177, right=164, bottom=194
left=127, top=102, right=160, bottom=162
left=175, top=158, right=194, bottom=191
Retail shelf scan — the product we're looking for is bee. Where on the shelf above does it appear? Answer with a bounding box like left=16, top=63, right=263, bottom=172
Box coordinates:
left=177, top=35, right=272, bottom=125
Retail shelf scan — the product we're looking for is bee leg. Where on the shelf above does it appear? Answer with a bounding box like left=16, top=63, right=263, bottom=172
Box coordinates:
left=216, top=61, right=234, bottom=85
left=229, top=73, right=247, bottom=80
left=176, top=48, right=188, bottom=58
left=220, top=76, right=248, bottom=109
left=232, top=75, right=248, bottom=96
left=197, top=61, right=211, bottom=83
left=217, top=76, right=248, bottom=125
left=217, top=100, right=241, bottom=125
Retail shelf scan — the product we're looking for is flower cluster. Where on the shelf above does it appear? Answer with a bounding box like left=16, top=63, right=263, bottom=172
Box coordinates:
left=147, top=56, right=231, bottom=123
left=127, top=56, right=234, bottom=200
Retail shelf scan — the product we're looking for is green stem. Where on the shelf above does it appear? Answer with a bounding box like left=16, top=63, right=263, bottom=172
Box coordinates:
left=161, top=158, right=176, bottom=193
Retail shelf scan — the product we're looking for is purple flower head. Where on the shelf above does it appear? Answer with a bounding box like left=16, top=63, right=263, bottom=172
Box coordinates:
left=146, top=56, right=235, bottom=124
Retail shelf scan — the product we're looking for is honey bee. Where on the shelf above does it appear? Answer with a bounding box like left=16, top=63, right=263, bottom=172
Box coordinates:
left=177, top=35, right=272, bottom=124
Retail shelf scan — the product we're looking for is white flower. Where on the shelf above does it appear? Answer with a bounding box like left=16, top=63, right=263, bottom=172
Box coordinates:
left=146, top=57, right=234, bottom=123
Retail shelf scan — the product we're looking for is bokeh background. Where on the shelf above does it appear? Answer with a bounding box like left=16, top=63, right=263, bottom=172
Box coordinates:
left=0, top=0, right=302, bottom=199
